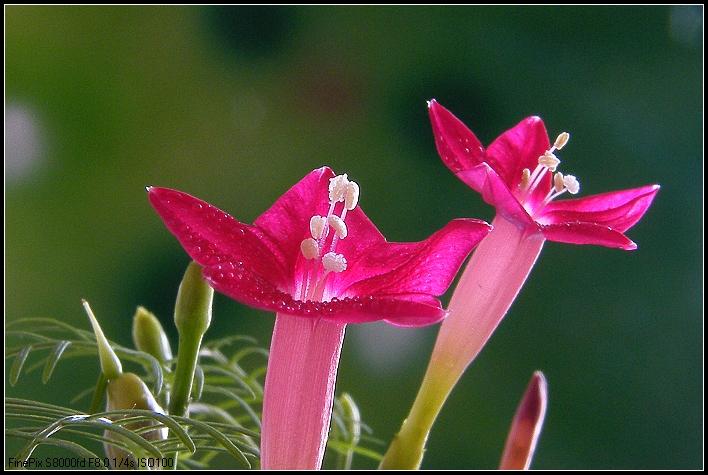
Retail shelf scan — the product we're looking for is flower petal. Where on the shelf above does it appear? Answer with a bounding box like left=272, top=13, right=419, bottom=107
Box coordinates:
left=499, top=371, right=548, bottom=470
left=147, top=187, right=289, bottom=287
left=486, top=116, right=551, bottom=194
left=342, top=218, right=492, bottom=297
left=541, top=222, right=637, bottom=250
left=428, top=99, right=485, bottom=173
left=456, top=163, right=536, bottom=228
left=254, top=167, right=335, bottom=280
left=329, top=205, right=387, bottom=273
left=201, top=263, right=446, bottom=326
left=539, top=184, right=659, bottom=232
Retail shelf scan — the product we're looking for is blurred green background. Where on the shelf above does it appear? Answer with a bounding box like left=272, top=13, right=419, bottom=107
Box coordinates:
left=5, top=5, right=702, bottom=469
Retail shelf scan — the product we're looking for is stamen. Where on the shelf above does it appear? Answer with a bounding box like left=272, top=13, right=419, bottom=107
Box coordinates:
left=310, top=215, right=328, bottom=240
left=322, top=252, right=347, bottom=273
left=518, top=169, right=530, bottom=189
left=553, top=132, right=570, bottom=150
left=344, top=181, right=359, bottom=210
left=328, top=215, right=348, bottom=239
left=329, top=174, right=350, bottom=203
left=300, top=238, right=319, bottom=260
left=538, top=152, right=560, bottom=172
left=563, top=174, right=580, bottom=194
left=553, top=172, right=565, bottom=192
left=525, top=164, right=545, bottom=190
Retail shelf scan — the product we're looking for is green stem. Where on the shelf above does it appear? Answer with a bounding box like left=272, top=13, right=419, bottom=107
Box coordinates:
left=167, top=262, right=214, bottom=469
left=168, top=333, right=203, bottom=418
left=167, top=333, right=203, bottom=470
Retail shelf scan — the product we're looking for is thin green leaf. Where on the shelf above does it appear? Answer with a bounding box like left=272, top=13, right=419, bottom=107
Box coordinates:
left=7, top=429, right=106, bottom=464
left=42, top=340, right=72, bottom=384
left=89, top=373, right=107, bottom=414
left=172, top=416, right=250, bottom=468
left=10, top=345, right=32, bottom=386
left=201, top=385, right=261, bottom=429
left=193, top=365, right=204, bottom=401
left=97, top=409, right=195, bottom=454
left=326, top=440, right=383, bottom=461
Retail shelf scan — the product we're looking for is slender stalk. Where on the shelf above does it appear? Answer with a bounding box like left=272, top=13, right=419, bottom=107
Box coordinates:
left=380, top=216, right=545, bottom=469
left=261, top=314, right=346, bottom=469
left=168, top=262, right=213, bottom=469
left=168, top=333, right=203, bottom=419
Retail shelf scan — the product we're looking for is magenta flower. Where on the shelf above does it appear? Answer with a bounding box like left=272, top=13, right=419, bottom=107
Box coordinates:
left=148, top=167, right=490, bottom=469
left=428, top=99, right=659, bottom=250
left=380, top=102, right=658, bottom=469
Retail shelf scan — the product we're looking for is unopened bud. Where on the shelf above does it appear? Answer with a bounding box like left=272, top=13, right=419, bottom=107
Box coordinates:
left=174, top=262, right=213, bottom=338
left=132, top=306, right=173, bottom=364
left=82, top=300, right=122, bottom=380
left=104, top=372, right=168, bottom=466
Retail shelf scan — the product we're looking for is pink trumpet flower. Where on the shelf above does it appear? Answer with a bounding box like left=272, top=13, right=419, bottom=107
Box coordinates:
left=148, top=167, right=491, bottom=469
left=499, top=372, right=548, bottom=470
left=379, top=102, right=658, bottom=469
left=428, top=99, right=659, bottom=250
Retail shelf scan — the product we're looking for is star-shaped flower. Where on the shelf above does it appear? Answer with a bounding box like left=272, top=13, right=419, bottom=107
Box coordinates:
left=148, top=166, right=490, bottom=327
left=148, top=166, right=490, bottom=469
left=428, top=99, right=659, bottom=249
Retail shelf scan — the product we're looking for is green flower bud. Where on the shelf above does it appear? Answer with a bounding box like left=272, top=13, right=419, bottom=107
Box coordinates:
left=103, top=372, right=168, bottom=467
left=174, top=262, right=213, bottom=338
left=82, top=300, right=122, bottom=380
left=168, top=262, right=214, bottom=419
left=132, top=306, right=173, bottom=364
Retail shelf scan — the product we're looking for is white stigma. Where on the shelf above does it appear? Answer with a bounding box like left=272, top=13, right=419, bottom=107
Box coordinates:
left=300, top=238, right=319, bottom=260
left=310, top=215, right=328, bottom=240
left=328, top=215, right=348, bottom=239
left=329, top=174, right=350, bottom=203
left=322, top=252, right=347, bottom=273
left=563, top=174, right=580, bottom=194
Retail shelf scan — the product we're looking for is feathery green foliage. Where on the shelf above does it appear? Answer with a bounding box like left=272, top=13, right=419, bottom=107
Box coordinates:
left=6, top=316, right=381, bottom=469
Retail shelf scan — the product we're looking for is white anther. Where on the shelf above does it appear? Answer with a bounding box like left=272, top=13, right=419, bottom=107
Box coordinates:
left=328, top=174, right=350, bottom=203
left=300, top=238, right=319, bottom=260
left=328, top=215, right=348, bottom=239
left=553, top=172, right=565, bottom=192
left=553, top=132, right=570, bottom=150
left=310, top=215, right=328, bottom=240
left=322, top=252, right=347, bottom=273
left=563, top=174, right=580, bottom=194
left=538, top=152, right=561, bottom=172
left=344, top=181, right=359, bottom=210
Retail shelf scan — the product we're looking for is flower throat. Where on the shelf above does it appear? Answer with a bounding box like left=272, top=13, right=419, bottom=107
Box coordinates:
left=517, top=131, right=581, bottom=215
left=298, top=174, right=359, bottom=302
